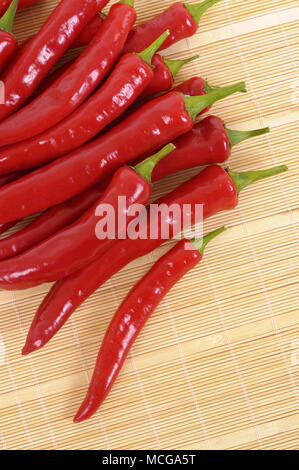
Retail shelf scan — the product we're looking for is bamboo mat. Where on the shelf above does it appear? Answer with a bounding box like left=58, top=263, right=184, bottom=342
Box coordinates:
left=0, top=0, right=298, bottom=450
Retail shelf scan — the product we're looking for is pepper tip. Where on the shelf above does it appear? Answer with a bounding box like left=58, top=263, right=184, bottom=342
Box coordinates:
left=22, top=344, right=31, bottom=356
left=22, top=339, right=38, bottom=356
left=73, top=408, right=87, bottom=424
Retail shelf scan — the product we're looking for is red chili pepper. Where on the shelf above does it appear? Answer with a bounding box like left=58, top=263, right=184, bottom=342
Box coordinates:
left=0, top=169, right=25, bottom=187
left=0, top=0, right=110, bottom=121
left=74, top=227, right=226, bottom=422
left=28, top=2, right=218, bottom=106
left=173, top=77, right=214, bottom=113
left=0, top=81, right=246, bottom=224
left=22, top=164, right=287, bottom=357
left=150, top=115, right=270, bottom=181
left=0, top=145, right=175, bottom=289
left=20, top=0, right=220, bottom=88
left=32, top=52, right=199, bottom=105
left=0, top=117, right=269, bottom=259
left=140, top=53, right=199, bottom=100
left=0, top=184, right=106, bottom=260
left=123, top=0, right=222, bottom=53
left=71, top=12, right=106, bottom=48
left=0, top=0, right=37, bottom=16
left=0, top=1, right=136, bottom=145
left=40, top=0, right=221, bottom=55
left=28, top=60, right=76, bottom=103
left=0, top=31, right=171, bottom=175
left=0, top=169, right=24, bottom=235
left=0, top=0, right=18, bottom=73
left=104, top=75, right=211, bottom=135
left=13, top=12, right=106, bottom=69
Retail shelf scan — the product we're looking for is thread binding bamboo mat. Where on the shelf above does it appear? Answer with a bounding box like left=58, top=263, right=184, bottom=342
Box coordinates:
left=0, top=0, right=298, bottom=450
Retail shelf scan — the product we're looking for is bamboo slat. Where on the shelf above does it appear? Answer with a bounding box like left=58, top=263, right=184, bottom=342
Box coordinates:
left=0, top=0, right=298, bottom=450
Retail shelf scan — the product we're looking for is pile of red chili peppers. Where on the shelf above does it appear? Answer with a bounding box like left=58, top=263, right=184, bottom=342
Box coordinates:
left=0, top=0, right=288, bottom=423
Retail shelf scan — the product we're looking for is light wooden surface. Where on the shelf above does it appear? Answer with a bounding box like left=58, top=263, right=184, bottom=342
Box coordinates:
left=0, top=0, right=298, bottom=450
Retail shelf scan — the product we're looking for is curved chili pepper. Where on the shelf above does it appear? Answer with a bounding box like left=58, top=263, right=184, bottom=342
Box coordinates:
left=71, top=12, right=106, bottom=48
left=32, top=0, right=221, bottom=56
left=0, top=31, right=171, bottom=175
left=0, top=184, right=106, bottom=260
left=140, top=53, right=199, bottom=100
left=0, top=118, right=268, bottom=255
left=0, top=1, right=136, bottom=145
left=150, top=116, right=270, bottom=181
left=74, top=227, right=226, bottom=422
left=14, top=12, right=106, bottom=70
left=32, top=52, right=199, bottom=105
left=0, top=0, right=110, bottom=121
left=21, top=0, right=220, bottom=87
left=29, top=1, right=217, bottom=105
left=28, top=59, right=76, bottom=103
left=109, top=75, right=211, bottom=133
left=0, top=0, right=18, bottom=73
left=67, top=0, right=221, bottom=53
left=123, top=0, right=222, bottom=53
left=0, top=0, right=37, bottom=16
left=0, top=145, right=175, bottom=289
left=0, top=81, right=246, bottom=224
left=22, top=164, right=287, bottom=356
left=0, top=117, right=269, bottom=259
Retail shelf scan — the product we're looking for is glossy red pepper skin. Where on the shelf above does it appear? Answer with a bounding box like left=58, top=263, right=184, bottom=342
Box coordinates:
left=0, top=92, right=192, bottom=224
left=173, top=76, right=210, bottom=113
left=0, top=0, right=109, bottom=121
left=75, top=239, right=202, bottom=421
left=28, top=60, right=75, bottom=103
left=0, top=167, right=153, bottom=289
left=0, top=29, right=17, bottom=72
left=13, top=12, right=106, bottom=68
left=23, top=166, right=238, bottom=354
left=0, top=184, right=105, bottom=260
left=0, top=0, right=18, bottom=73
left=139, top=53, right=173, bottom=99
left=123, top=2, right=197, bottom=54
left=0, top=116, right=228, bottom=258
left=0, top=170, right=24, bottom=235
left=0, top=169, right=25, bottom=187
left=105, top=75, right=209, bottom=135
left=0, top=2, right=136, bottom=145
left=133, top=115, right=229, bottom=178
left=151, top=115, right=230, bottom=181
left=71, top=1, right=219, bottom=52
left=0, top=53, right=154, bottom=174
left=0, top=0, right=37, bottom=16
left=71, top=12, right=106, bottom=48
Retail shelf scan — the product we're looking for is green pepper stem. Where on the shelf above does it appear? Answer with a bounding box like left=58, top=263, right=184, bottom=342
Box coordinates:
left=136, top=30, right=170, bottom=66
left=163, top=55, right=199, bottom=80
left=204, top=81, right=222, bottom=94
left=134, top=143, right=176, bottom=183
left=0, top=0, right=19, bottom=33
left=228, top=165, right=288, bottom=194
left=191, top=226, right=226, bottom=255
left=226, top=126, right=270, bottom=148
left=183, top=80, right=247, bottom=122
left=121, top=0, right=135, bottom=7
left=184, top=0, right=223, bottom=25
